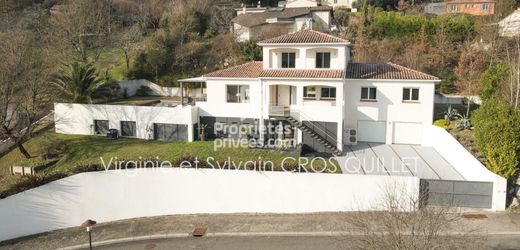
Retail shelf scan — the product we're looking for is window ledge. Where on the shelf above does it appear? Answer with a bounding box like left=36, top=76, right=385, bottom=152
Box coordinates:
left=402, top=101, right=420, bottom=104
left=360, top=99, right=377, bottom=102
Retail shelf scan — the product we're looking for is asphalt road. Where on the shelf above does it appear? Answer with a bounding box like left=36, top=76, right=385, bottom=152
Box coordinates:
left=94, top=235, right=520, bottom=250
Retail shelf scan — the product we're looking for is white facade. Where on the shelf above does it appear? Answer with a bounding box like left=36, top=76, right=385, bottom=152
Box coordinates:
left=320, top=0, right=354, bottom=9
left=55, top=103, right=198, bottom=141
left=344, top=80, right=435, bottom=144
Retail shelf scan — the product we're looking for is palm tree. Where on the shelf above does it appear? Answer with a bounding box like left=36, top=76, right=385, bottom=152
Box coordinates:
left=52, top=62, right=107, bottom=103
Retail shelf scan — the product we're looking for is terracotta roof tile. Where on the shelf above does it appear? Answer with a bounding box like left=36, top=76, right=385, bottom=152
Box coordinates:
left=204, top=62, right=263, bottom=78
left=261, top=69, right=345, bottom=78
left=346, top=63, right=439, bottom=80
left=259, top=30, right=349, bottom=44
left=204, top=62, right=439, bottom=81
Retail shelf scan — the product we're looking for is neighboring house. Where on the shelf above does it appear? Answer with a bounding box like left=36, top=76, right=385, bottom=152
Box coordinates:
left=233, top=5, right=333, bottom=42
left=425, top=0, right=495, bottom=16
left=282, top=0, right=354, bottom=9
left=499, top=8, right=520, bottom=37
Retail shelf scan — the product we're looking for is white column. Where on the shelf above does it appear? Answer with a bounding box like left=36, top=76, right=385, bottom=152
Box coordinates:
left=336, top=82, right=344, bottom=150
left=298, top=48, right=307, bottom=69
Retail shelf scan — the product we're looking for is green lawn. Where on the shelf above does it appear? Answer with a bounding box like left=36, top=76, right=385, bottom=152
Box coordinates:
left=0, top=130, right=341, bottom=195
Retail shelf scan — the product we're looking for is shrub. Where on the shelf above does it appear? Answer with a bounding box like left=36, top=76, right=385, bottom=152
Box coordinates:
left=0, top=172, right=68, bottom=199
left=472, top=100, right=520, bottom=180
left=433, top=119, right=450, bottom=129
left=136, top=85, right=152, bottom=97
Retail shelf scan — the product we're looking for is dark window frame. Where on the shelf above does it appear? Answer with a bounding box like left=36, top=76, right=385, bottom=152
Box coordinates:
left=226, top=85, right=250, bottom=103
left=120, top=121, right=136, bottom=137
left=403, top=87, right=420, bottom=102
left=320, top=87, right=336, bottom=99
left=94, top=120, right=109, bottom=134
left=361, top=87, right=377, bottom=101
left=303, top=86, right=317, bottom=99
left=315, top=52, right=331, bottom=69
left=281, top=52, right=296, bottom=68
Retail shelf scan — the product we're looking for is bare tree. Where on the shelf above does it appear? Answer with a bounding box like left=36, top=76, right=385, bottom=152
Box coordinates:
left=341, top=184, right=483, bottom=250
left=0, top=30, right=52, bottom=158
left=48, top=0, right=113, bottom=63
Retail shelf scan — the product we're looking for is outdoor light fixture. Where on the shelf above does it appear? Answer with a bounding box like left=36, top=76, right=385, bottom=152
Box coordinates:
left=81, top=219, right=97, bottom=250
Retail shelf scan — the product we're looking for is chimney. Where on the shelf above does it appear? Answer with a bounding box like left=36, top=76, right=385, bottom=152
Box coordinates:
left=258, top=1, right=261, bottom=8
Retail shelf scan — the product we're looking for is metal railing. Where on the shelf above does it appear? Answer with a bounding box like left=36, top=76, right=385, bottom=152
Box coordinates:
left=269, top=105, right=289, bottom=117
left=297, top=111, right=338, bottom=148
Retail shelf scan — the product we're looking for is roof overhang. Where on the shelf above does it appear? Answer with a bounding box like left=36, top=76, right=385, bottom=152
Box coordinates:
left=258, top=42, right=351, bottom=46
left=344, top=79, right=441, bottom=83
left=178, top=77, right=206, bottom=83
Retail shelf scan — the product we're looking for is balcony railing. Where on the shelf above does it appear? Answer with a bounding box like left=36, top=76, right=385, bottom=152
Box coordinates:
left=269, top=105, right=289, bottom=117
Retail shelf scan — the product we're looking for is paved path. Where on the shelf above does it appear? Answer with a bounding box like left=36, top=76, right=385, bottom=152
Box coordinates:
left=1, top=212, right=520, bottom=250
left=94, top=235, right=520, bottom=250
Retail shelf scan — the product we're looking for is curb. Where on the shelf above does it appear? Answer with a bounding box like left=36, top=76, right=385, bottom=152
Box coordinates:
left=58, top=231, right=520, bottom=250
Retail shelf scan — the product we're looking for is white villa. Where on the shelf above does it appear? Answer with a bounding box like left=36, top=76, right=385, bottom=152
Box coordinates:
left=54, top=30, right=507, bottom=210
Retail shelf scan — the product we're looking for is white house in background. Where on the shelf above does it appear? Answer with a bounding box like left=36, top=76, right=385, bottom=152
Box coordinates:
left=233, top=3, right=333, bottom=42
left=282, top=0, right=354, bottom=9
left=499, top=8, right=520, bottom=37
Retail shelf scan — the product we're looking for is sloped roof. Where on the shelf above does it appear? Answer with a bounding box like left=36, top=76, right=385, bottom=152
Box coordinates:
left=261, top=69, right=345, bottom=78
left=204, top=62, right=439, bottom=80
left=346, top=63, right=439, bottom=80
left=204, top=62, right=263, bottom=78
left=232, top=6, right=331, bottom=28
left=259, top=30, right=349, bottom=44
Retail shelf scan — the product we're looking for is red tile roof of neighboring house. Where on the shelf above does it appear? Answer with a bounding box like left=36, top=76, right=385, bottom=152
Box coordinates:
left=204, top=62, right=439, bottom=80
left=346, top=63, right=439, bottom=80
left=259, top=30, right=349, bottom=44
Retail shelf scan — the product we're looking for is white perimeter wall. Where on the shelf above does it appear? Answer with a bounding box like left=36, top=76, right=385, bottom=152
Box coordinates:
left=55, top=103, right=198, bottom=141
left=344, top=80, right=436, bottom=144
left=422, top=125, right=507, bottom=211
left=0, top=168, right=419, bottom=241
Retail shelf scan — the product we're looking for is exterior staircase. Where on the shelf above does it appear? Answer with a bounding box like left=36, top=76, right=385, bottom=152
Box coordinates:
left=286, top=116, right=342, bottom=156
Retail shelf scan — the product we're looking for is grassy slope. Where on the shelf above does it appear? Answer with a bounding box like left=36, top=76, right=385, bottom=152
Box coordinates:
left=0, top=130, right=340, bottom=194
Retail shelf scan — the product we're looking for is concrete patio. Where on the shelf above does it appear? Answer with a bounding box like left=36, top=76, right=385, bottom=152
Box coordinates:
left=336, top=143, right=465, bottom=180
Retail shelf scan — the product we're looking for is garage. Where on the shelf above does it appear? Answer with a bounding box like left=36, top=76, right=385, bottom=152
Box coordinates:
left=357, top=120, right=386, bottom=143
left=393, top=122, right=423, bottom=144
left=154, top=123, right=188, bottom=141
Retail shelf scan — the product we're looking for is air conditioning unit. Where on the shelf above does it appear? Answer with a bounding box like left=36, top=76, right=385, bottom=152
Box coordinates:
left=345, top=128, right=357, bottom=145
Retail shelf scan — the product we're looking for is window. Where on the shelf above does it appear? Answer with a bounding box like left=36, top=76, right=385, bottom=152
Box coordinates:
left=321, top=87, right=336, bottom=99
left=334, top=0, right=338, bottom=3
left=450, top=4, right=459, bottom=11
left=121, top=121, right=136, bottom=137
left=227, top=85, right=250, bottom=103
left=281, top=52, right=296, bottom=68
left=403, top=88, right=420, bottom=102
left=481, top=3, right=490, bottom=10
left=94, top=120, right=109, bottom=134
left=361, top=87, right=377, bottom=101
left=303, top=86, right=316, bottom=98
left=315, top=52, right=331, bottom=68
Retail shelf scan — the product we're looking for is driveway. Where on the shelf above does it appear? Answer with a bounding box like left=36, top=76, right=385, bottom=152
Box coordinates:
left=336, top=142, right=464, bottom=180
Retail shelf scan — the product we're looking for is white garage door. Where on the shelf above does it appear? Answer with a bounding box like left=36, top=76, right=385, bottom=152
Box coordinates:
left=357, top=121, right=386, bottom=143
left=393, top=122, right=423, bottom=144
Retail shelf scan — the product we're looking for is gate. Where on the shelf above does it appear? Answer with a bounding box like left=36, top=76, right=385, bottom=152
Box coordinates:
left=420, top=179, right=493, bottom=208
